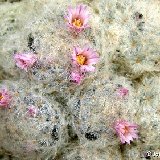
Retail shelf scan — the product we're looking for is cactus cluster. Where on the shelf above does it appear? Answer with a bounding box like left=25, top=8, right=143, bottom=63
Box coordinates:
left=0, top=0, right=159, bottom=159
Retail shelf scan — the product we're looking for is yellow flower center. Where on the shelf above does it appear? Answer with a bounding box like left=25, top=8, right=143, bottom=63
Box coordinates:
left=0, top=93, right=3, bottom=100
left=72, top=19, right=82, bottom=27
left=76, top=54, right=86, bottom=65
left=124, top=126, right=129, bottom=134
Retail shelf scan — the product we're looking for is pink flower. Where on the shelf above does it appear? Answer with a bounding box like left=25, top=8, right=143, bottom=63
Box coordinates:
left=116, top=87, right=129, bottom=98
left=24, top=141, right=36, bottom=153
left=27, top=106, right=38, bottom=118
left=114, top=120, right=138, bottom=144
left=70, top=71, right=84, bottom=85
left=14, top=53, right=37, bottom=72
left=65, top=4, right=90, bottom=33
left=0, top=88, right=12, bottom=108
left=72, top=46, right=99, bottom=72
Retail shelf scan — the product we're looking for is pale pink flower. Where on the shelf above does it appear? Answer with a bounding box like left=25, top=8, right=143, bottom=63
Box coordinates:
left=14, top=53, right=37, bottom=72
left=72, top=46, right=99, bottom=72
left=27, top=106, right=38, bottom=118
left=114, top=120, right=138, bottom=144
left=65, top=4, right=90, bottom=33
left=70, top=71, right=84, bottom=85
left=116, top=87, right=129, bottom=98
left=0, top=88, right=12, bottom=108
left=23, top=141, right=37, bottom=153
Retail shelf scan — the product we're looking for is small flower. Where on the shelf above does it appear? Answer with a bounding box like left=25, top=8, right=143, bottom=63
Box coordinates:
left=65, top=4, right=90, bottom=33
left=27, top=106, right=38, bottom=118
left=116, top=87, right=129, bottom=98
left=70, top=71, right=84, bottom=85
left=114, top=120, right=138, bottom=144
left=0, top=88, right=12, bottom=108
left=72, top=46, right=99, bottom=72
left=14, top=53, right=37, bottom=72
left=23, top=141, right=37, bottom=153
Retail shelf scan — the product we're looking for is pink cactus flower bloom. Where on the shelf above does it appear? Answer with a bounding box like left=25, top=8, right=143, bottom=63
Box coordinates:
left=114, top=120, right=138, bottom=144
left=0, top=88, right=12, bottom=108
left=116, top=87, right=129, bottom=98
left=14, top=53, right=37, bottom=72
left=27, top=106, right=38, bottom=118
left=72, top=46, right=99, bottom=72
left=70, top=71, right=84, bottom=85
left=65, top=4, right=90, bottom=33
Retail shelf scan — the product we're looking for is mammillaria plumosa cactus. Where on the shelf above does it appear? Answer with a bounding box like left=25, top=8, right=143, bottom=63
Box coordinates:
left=0, top=0, right=159, bottom=159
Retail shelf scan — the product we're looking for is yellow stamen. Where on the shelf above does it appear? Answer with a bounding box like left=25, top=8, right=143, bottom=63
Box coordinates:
left=72, top=19, right=82, bottom=27
left=76, top=54, right=86, bottom=65
left=0, top=94, right=3, bottom=100
left=124, top=126, right=129, bottom=134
